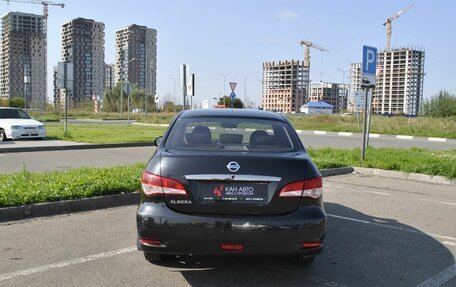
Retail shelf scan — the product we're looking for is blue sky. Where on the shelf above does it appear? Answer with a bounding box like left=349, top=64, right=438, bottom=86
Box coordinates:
left=1, top=0, right=455, bottom=106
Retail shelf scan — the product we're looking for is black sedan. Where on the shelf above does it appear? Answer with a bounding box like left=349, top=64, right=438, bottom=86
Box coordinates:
left=136, top=109, right=326, bottom=264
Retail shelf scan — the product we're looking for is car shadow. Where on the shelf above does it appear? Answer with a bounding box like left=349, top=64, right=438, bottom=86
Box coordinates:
left=151, top=203, right=455, bottom=287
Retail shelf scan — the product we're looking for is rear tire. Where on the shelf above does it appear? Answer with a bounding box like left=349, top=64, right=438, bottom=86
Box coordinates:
left=295, top=255, right=315, bottom=265
left=144, top=252, right=167, bottom=264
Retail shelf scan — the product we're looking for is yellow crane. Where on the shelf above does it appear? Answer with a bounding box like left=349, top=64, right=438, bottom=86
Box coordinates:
left=299, top=40, right=329, bottom=100
left=299, top=40, right=329, bottom=67
left=384, top=5, right=413, bottom=51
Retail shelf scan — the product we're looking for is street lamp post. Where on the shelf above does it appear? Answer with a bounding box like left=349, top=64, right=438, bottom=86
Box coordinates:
left=336, top=68, right=349, bottom=85
left=243, top=71, right=258, bottom=109
left=120, top=57, right=136, bottom=118
left=336, top=68, right=349, bottom=113
left=170, top=76, right=178, bottom=112
left=219, top=72, right=234, bottom=108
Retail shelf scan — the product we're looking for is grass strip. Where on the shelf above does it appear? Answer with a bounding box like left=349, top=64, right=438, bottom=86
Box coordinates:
left=0, top=163, right=145, bottom=207
left=308, top=147, right=456, bottom=179
left=44, top=123, right=166, bottom=144
left=288, top=114, right=456, bottom=139
left=43, top=114, right=456, bottom=144
left=1, top=147, right=454, bottom=207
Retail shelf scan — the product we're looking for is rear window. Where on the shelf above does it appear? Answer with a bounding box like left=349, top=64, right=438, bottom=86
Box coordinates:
left=165, top=117, right=296, bottom=152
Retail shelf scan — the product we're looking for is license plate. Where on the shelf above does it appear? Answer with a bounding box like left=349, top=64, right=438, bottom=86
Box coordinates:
left=200, top=183, right=267, bottom=203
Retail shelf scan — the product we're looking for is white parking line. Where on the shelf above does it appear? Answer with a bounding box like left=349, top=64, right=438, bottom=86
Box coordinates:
left=416, top=198, right=456, bottom=207
left=415, top=264, right=456, bottom=287
left=326, top=182, right=456, bottom=206
left=0, top=246, right=136, bottom=281
left=442, top=241, right=456, bottom=247
left=327, top=214, right=456, bottom=243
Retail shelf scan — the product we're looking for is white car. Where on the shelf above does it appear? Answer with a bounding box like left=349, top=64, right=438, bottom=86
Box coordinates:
left=0, top=107, right=46, bottom=141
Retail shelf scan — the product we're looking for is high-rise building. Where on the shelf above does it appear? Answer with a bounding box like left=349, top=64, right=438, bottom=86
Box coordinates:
left=373, top=48, right=425, bottom=116
left=104, top=63, right=115, bottom=91
left=308, top=82, right=347, bottom=113
left=1, top=12, right=46, bottom=108
left=348, top=63, right=362, bottom=112
left=58, top=17, right=105, bottom=108
left=261, top=60, right=309, bottom=112
left=115, top=25, right=157, bottom=96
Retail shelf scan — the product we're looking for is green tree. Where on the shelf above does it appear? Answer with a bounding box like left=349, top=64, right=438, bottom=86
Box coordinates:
left=8, top=97, right=25, bottom=108
left=0, top=98, right=8, bottom=107
left=422, top=90, right=456, bottom=118
left=102, top=83, right=155, bottom=113
left=163, top=101, right=176, bottom=112
left=217, top=96, right=244, bottom=108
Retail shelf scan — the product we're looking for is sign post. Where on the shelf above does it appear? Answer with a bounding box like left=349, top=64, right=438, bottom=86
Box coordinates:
left=123, top=82, right=133, bottom=126
left=229, top=82, right=237, bottom=108
left=361, top=45, right=377, bottom=162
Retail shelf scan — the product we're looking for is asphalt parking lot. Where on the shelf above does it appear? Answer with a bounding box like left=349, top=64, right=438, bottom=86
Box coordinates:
left=1, top=174, right=455, bottom=287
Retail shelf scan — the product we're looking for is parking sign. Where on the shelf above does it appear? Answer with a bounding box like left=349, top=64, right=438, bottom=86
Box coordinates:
left=362, top=45, right=377, bottom=87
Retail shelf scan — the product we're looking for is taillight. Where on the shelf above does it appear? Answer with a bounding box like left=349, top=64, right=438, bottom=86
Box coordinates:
left=302, top=242, right=322, bottom=249
left=279, top=176, right=323, bottom=199
left=141, top=170, right=187, bottom=197
left=139, top=238, right=161, bottom=246
left=220, top=244, right=244, bottom=252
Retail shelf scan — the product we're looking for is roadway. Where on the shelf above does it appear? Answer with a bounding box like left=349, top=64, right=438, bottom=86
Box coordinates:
left=0, top=132, right=454, bottom=173
left=1, top=174, right=455, bottom=286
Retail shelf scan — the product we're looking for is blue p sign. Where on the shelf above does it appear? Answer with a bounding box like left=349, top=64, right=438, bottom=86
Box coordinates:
left=362, top=45, right=377, bottom=75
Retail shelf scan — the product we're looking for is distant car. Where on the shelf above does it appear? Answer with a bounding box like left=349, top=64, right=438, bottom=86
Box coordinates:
left=137, top=109, right=326, bottom=265
left=0, top=107, right=46, bottom=141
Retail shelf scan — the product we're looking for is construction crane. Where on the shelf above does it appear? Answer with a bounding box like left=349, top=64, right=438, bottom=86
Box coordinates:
left=2, top=0, right=65, bottom=36
left=299, top=40, right=329, bottom=67
left=299, top=40, right=329, bottom=101
left=383, top=4, right=413, bottom=51
left=2, top=0, right=65, bottom=108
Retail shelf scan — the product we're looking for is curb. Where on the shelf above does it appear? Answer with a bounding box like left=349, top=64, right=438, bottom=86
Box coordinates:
left=0, top=142, right=154, bottom=154
left=352, top=167, right=456, bottom=185
left=320, top=167, right=354, bottom=177
left=0, top=167, right=355, bottom=223
left=294, top=130, right=454, bottom=143
left=1, top=166, right=453, bottom=223
left=0, top=192, right=140, bottom=223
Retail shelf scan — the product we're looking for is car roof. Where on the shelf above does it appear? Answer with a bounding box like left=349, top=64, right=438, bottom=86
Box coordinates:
left=179, top=109, right=287, bottom=122
left=0, top=107, right=20, bottom=109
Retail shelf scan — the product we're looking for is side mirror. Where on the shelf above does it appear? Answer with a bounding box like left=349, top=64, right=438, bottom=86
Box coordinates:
left=154, top=136, right=163, bottom=147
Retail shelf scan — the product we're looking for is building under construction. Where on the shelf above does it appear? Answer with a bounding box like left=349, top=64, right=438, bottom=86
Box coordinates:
left=261, top=60, right=309, bottom=113
left=308, top=81, right=348, bottom=113
left=0, top=12, right=46, bottom=108
left=347, top=63, right=362, bottom=112
left=373, top=48, right=425, bottom=116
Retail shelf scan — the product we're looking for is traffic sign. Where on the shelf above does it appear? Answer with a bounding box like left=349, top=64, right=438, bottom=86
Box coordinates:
left=123, top=83, right=133, bottom=96
left=229, top=82, right=237, bottom=92
left=155, top=94, right=159, bottom=103
left=362, top=45, right=377, bottom=87
left=354, top=91, right=366, bottom=110
left=230, top=92, right=236, bottom=101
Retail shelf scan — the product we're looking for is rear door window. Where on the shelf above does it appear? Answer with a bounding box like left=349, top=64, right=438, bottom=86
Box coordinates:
left=166, top=117, right=296, bottom=152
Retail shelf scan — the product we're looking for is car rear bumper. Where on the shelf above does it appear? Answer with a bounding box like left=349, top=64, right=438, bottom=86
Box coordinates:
left=136, top=202, right=326, bottom=256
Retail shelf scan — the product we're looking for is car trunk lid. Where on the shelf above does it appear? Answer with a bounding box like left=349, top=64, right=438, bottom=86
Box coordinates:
left=158, top=149, right=310, bottom=216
